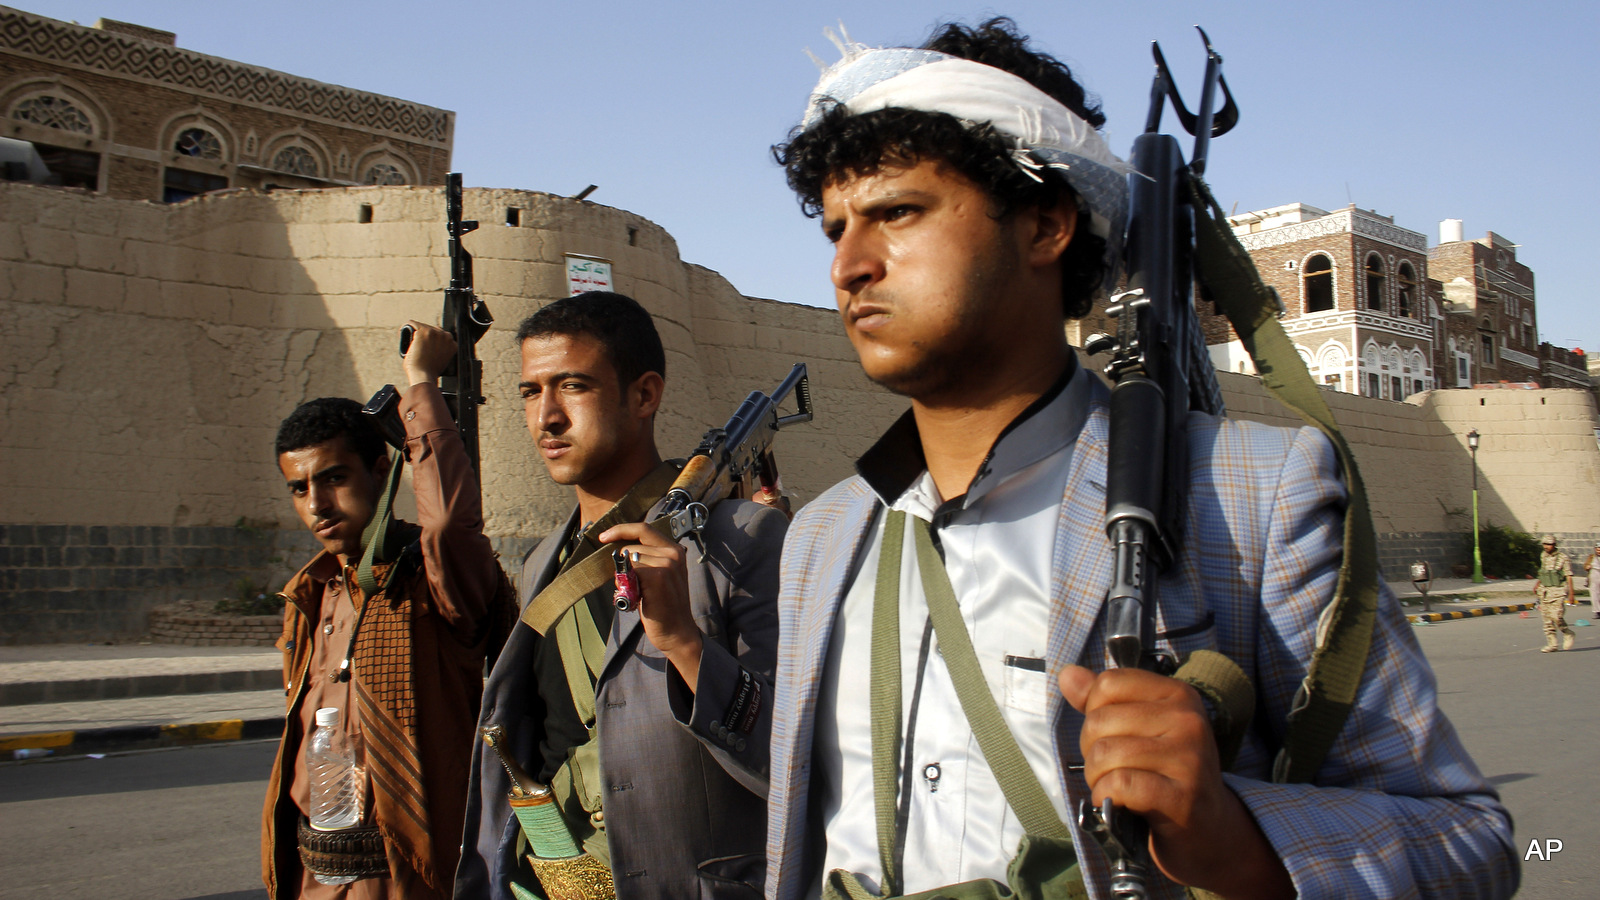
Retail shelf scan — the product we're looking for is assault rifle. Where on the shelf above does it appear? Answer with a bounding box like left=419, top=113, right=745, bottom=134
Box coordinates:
left=613, top=362, right=814, bottom=610
left=665, top=365, right=811, bottom=546
left=521, top=363, right=814, bottom=631
left=366, top=172, right=494, bottom=474
left=1078, top=28, right=1237, bottom=900
left=357, top=173, right=492, bottom=583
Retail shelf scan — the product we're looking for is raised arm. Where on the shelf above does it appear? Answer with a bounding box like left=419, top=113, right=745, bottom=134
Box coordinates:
left=401, top=320, right=501, bottom=636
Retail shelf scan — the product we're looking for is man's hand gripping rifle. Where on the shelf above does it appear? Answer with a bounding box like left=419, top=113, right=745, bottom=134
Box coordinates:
left=347, top=173, right=492, bottom=593
left=365, top=172, right=494, bottom=473
left=1078, top=28, right=1236, bottom=900
left=614, top=364, right=813, bottom=611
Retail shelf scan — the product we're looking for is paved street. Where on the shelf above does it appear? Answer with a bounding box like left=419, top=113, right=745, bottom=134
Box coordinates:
left=0, top=611, right=1590, bottom=898
left=1413, top=612, right=1597, bottom=899
left=0, top=739, right=273, bottom=899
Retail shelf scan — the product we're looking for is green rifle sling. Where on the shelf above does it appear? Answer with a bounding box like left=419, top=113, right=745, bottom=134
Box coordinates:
left=866, top=510, right=1073, bottom=898
left=355, top=448, right=407, bottom=600
left=520, top=461, right=681, bottom=635
left=1186, top=173, right=1381, bottom=785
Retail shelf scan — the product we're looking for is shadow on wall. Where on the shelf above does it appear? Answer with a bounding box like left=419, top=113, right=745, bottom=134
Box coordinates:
left=0, top=179, right=917, bottom=643
left=0, top=182, right=359, bottom=642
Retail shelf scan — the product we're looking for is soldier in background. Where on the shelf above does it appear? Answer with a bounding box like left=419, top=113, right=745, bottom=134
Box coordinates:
left=1536, top=535, right=1576, bottom=652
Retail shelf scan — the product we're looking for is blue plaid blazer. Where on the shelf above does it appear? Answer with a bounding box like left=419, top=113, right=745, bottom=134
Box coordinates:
left=765, top=386, right=1517, bottom=899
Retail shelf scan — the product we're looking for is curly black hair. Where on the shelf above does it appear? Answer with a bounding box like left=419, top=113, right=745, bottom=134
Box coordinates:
left=774, top=17, right=1108, bottom=318
left=275, top=397, right=387, bottom=471
left=515, top=291, right=666, bottom=390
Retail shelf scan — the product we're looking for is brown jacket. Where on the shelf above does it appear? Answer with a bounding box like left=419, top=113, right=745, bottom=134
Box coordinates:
left=261, top=384, right=514, bottom=898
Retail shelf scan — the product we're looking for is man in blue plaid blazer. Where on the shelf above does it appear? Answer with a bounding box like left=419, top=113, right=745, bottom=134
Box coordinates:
left=759, top=18, right=1517, bottom=900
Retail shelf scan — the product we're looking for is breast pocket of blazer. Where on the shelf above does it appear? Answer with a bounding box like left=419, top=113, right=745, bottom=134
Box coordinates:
left=1157, top=608, right=1217, bottom=663
left=1003, top=655, right=1050, bottom=717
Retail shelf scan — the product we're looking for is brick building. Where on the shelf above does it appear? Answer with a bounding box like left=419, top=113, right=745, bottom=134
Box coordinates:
left=1213, top=203, right=1436, bottom=400
left=0, top=7, right=451, bottom=202
left=1206, top=203, right=1587, bottom=399
left=1429, top=222, right=1589, bottom=390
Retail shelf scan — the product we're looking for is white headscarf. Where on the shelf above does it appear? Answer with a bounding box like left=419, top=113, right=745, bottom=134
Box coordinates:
left=800, top=44, right=1130, bottom=293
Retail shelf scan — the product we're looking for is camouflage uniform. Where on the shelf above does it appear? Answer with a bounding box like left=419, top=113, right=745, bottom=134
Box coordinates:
left=1536, top=538, right=1575, bottom=652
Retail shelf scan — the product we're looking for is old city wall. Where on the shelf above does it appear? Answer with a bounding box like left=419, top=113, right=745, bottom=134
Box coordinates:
left=1220, top=372, right=1600, bottom=576
left=4, top=182, right=1599, bottom=641
left=0, top=182, right=901, bottom=641
left=1423, top=389, right=1600, bottom=538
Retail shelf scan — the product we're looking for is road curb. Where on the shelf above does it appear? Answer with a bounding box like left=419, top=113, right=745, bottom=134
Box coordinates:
left=1407, top=602, right=1536, bottom=624
left=0, top=669, right=285, bottom=706
left=2, top=715, right=283, bottom=758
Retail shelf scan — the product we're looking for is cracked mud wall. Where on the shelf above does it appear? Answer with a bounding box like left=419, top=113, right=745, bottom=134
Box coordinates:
left=0, top=181, right=908, bottom=640
left=1212, top=370, right=1600, bottom=576
left=6, top=180, right=1598, bottom=640
left=0, top=182, right=367, bottom=639
left=1, top=183, right=363, bottom=530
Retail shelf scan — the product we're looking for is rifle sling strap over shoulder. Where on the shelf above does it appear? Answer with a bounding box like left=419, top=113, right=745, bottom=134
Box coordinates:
left=1187, top=173, right=1381, bottom=785
left=355, top=448, right=407, bottom=600
left=519, top=461, right=682, bottom=636
left=870, top=509, right=1072, bottom=897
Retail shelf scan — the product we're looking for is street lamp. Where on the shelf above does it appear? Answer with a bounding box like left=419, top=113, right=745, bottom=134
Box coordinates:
left=1468, top=429, right=1484, bottom=583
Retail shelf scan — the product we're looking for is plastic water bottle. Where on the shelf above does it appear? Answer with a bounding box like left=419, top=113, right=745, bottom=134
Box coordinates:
left=307, top=707, right=362, bottom=885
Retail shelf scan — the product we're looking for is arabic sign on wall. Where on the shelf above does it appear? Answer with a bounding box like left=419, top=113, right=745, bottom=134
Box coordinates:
left=565, top=254, right=614, bottom=296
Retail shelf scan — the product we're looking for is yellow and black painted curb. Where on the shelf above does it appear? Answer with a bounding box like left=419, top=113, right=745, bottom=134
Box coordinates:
left=1, top=716, right=283, bottom=757
left=1406, top=602, right=1537, bottom=624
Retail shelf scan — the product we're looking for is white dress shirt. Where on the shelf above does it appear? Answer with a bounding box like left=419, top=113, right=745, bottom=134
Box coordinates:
left=809, top=364, right=1092, bottom=896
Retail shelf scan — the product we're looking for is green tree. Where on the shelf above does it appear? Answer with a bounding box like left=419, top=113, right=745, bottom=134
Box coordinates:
left=1471, top=523, right=1541, bottom=578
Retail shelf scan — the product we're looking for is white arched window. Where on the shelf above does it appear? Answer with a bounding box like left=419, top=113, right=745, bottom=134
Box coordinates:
left=1304, top=254, right=1334, bottom=312
left=1365, top=254, right=1385, bottom=312
left=7, top=90, right=104, bottom=190
left=1397, top=262, right=1417, bottom=317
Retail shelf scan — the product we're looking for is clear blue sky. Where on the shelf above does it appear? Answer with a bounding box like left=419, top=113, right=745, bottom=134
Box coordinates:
left=23, top=1, right=1600, bottom=357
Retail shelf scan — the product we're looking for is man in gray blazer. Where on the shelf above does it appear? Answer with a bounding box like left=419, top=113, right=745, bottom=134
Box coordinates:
left=454, top=292, right=784, bottom=900
left=761, top=17, right=1515, bottom=900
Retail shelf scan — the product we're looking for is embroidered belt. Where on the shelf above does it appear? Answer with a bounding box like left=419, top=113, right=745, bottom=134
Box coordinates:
left=296, top=816, right=388, bottom=880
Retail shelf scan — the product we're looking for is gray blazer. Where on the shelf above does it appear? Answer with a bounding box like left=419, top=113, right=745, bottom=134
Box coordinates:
left=455, top=495, right=785, bottom=900
left=762, top=395, right=1515, bottom=898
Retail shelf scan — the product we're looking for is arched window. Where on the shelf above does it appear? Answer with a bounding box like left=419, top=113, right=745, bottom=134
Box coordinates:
left=271, top=145, right=319, bottom=177
left=11, top=95, right=94, bottom=134
left=174, top=127, right=222, bottom=160
left=10, top=93, right=101, bottom=190
left=1365, top=254, right=1385, bottom=311
left=1396, top=262, right=1417, bottom=318
left=1303, top=254, right=1333, bottom=312
left=363, top=163, right=406, bottom=185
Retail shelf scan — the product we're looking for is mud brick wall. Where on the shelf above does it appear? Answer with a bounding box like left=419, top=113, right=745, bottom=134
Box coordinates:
left=5, top=182, right=1599, bottom=641
left=0, top=181, right=905, bottom=642
left=0, top=523, right=319, bottom=644
left=148, top=607, right=281, bottom=646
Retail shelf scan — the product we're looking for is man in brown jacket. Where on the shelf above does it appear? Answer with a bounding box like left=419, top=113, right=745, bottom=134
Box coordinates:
left=263, top=321, right=512, bottom=898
